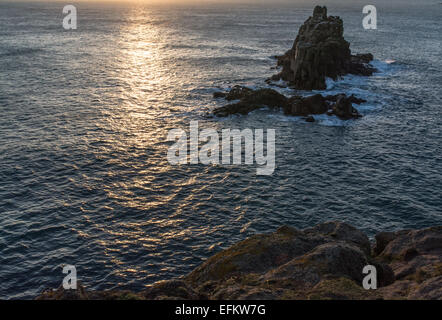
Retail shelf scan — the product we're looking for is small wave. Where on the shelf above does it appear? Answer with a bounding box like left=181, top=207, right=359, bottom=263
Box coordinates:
left=314, top=114, right=355, bottom=127
left=355, top=103, right=383, bottom=112
left=268, top=61, right=395, bottom=95
left=324, top=59, right=399, bottom=87
left=266, top=113, right=304, bottom=123
left=0, top=47, right=43, bottom=58
left=371, top=59, right=401, bottom=75
left=266, top=113, right=353, bottom=127
left=214, top=57, right=398, bottom=126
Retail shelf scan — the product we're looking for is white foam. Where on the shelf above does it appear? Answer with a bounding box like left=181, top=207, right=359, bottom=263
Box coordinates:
left=266, top=113, right=353, bottom=127
left=321, top=59, right=398, bottom=89
left=314, top=114, right=352, bottom=127
left=325, top=77, right=336, bottom=90
left=266, top=113, right=304, bottom=123
left=216, top=58, right=398, bottom=127
left=371, top=59, right=398, bottom=75
left=355, top=103, right=383, bottom=112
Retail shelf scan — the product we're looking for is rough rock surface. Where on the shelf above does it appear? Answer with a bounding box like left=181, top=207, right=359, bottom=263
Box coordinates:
left=271, top=6, right=376, bottom=89
left=36, top=222, right=441, bottom=300
left=213, top=86, right=364, bottom=120
left=213, top=87, right=289, bottom=117
left=211, top=7, right=375, bottom=120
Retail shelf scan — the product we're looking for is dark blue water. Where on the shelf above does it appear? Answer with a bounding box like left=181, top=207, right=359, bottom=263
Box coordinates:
left=0, top=0, right=441, bottom=299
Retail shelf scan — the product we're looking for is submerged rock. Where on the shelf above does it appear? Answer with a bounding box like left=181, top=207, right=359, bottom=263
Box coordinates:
left=271, top=6, right=376, bottom=90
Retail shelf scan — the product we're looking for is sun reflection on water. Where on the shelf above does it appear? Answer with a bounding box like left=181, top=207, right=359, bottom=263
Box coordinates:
left=81, top=7, right=199, bottom=281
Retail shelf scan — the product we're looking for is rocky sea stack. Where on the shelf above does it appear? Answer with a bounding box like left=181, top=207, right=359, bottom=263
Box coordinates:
left=271, top=6, right=375, bottom=90
left=213, top=86, right=365, bottom=120
left=212, top=6, right=376, bottom=121
left=37, top=222, right=442, bottom=300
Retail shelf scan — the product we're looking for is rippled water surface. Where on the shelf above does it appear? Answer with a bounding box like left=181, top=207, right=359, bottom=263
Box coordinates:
left=0, top=0, right=441, bottom=299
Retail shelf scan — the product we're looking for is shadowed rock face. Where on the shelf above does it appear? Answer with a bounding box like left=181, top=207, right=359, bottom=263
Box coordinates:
left=36, top=222, right=442, bottom=300
left=272, top=6, right=375, bottom=90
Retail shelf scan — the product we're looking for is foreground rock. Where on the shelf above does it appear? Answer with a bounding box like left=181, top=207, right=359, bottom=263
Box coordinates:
left=213, top=85, right=364, bottom=120
left=271, top=6, right=376, bottom=89
left=376, top=226, right=442, bottom=299
left=37, top=222, right=441, bottom=300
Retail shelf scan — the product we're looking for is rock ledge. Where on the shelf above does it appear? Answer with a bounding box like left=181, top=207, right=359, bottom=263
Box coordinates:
left=37, top=222, right=442, bottom=300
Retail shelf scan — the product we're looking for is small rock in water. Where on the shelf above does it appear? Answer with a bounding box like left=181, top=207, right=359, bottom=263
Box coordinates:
left=305, top=116, right=315, bottom=123
left=213, top=91, right=227, bottom=98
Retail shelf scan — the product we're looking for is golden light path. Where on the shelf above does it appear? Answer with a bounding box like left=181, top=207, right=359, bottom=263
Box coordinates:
left=82, top=7, right=195, bottom=279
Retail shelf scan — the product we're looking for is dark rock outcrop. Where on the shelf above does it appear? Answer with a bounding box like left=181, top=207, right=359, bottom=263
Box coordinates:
left=213, top=87, right=289, bottom=117
left=211, top=7, right=375, bottom=121
left=285, top=94, right=329, bottom=116
left=375, top=226, right=442, bottom=299
left=213, top=86, right=363, bottom=120
left=324, top=93, right=367, bottom=105
left=271, top=6, right=376, bottom=90
left=36, top=222, right=442, bottom=300
left=332, top=94, right=363, bottom=120
left=213, top=85, right=254, bottom=101
left=305, top=115, right=315, bottom=122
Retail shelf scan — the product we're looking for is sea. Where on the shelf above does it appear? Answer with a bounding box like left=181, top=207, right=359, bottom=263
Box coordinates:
left=0, top=0, right=441, bottom=299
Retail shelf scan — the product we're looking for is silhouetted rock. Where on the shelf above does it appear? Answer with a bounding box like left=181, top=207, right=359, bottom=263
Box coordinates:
left=213, top=91, right=227, bottom=99
left=305, top=115, right=315, bottom=122
left=284, top=94, right=329, bottom=117
left=324, top=93, right=367, bottom=105
left=213, top=87, right=289, bottom=117
left=332, top=95, right=362, bottom=119
left=272, top=6, right=375, bottom=90
left=213, top=87, right=362, bottom=120
left=213, top=85, right=255, bottom=100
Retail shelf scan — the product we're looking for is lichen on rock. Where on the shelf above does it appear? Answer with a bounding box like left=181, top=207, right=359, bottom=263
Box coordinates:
left=36, top=221, right=442, bottom=300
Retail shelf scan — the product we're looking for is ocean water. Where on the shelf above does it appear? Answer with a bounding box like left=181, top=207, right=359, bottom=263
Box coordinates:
left=0, top=0, right=441, bottom=299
